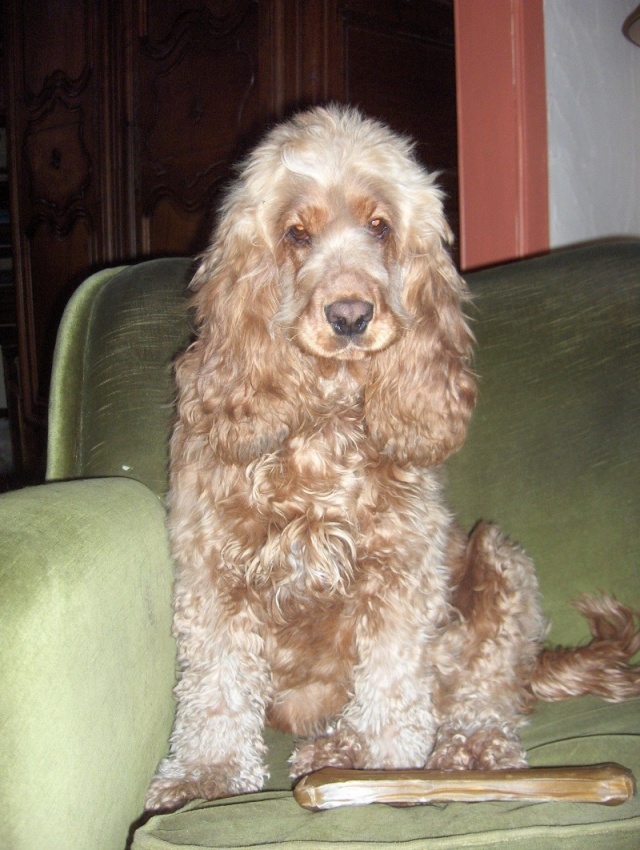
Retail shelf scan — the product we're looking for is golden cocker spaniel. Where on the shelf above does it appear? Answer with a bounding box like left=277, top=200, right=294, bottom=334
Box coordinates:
left=146, top=106, right=640, bottom=811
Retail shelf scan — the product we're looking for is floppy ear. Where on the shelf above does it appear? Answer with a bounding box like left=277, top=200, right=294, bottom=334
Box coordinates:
left=175, top=198, right=310, bottom=465
left=365, top=234, right=476, bottom=467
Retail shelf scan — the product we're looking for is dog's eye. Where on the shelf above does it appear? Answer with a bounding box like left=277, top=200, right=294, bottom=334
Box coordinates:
left=287, top=224, right=311, bottom=246
left=368, top=218, right=389, bottom=240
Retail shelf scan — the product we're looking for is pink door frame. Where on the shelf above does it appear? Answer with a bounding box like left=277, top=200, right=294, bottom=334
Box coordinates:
left=455, top=0, right=549, bottom=271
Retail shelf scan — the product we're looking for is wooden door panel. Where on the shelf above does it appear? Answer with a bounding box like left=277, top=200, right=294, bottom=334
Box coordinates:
left=5, top=0, right=110, bottom=441
left=132, top=0, right=270, bottom=256
left=340, top=0, right=459, bottom=250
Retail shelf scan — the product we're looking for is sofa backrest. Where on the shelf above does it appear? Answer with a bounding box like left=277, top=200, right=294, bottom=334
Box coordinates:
left=448, top=239, right=640, bottom=642
left=46, top=241, right=640, bottom=644
left=47, top=257, right=194, bottom=497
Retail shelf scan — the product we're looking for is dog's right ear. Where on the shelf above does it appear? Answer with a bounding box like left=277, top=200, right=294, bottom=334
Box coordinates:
left=174, top=198, right=309, bottom=465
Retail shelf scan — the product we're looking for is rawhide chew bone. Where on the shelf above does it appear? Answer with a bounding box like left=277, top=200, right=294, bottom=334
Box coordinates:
left=293, top=763, right=636, bottom=811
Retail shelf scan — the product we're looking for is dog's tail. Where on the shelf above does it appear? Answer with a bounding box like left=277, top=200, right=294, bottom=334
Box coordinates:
left=531, top=594, right=640, bottom=702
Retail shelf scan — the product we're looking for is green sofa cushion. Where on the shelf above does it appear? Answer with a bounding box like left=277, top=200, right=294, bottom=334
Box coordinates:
left=134, top=698, right=640, bottom=848
left=0, top=478, right=176, bottom=850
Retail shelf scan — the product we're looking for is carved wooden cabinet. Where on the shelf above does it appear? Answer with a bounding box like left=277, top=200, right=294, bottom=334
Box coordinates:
left=4, top=0, right=456, bottom=478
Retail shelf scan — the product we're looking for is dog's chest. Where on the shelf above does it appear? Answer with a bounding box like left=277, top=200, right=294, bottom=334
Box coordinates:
left=252, top=410, right=367, bottom=519
left=240, top=407, right=376, bottom=595
left=252, top=391, right=368, bottom=495
left=218, top=389, right=431, bottom=614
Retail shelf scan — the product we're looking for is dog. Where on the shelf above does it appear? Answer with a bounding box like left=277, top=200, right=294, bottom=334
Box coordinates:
left=145, top=105, right=640, bottom=811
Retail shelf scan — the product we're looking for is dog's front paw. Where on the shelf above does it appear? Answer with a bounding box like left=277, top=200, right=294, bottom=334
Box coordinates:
left=290, top=727, right=365, bottom=779
left=145, top=763, right=264, bottom=813
left=427, top=727, right=528, bottom=771
left=144, top=776, right=209, bottom=813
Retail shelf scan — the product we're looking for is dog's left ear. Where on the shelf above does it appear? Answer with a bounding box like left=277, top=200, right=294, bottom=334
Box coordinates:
left=365, top=231, right=476, bottom=467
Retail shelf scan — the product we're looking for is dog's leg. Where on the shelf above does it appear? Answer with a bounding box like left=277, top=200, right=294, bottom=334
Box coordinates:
left=289, top=491, right=464, bottom=778
left=290, top=575, right=448, bottom=777
left=145, top=596, right=271, bottom=812
left=428, top=522, right=547, bottom=770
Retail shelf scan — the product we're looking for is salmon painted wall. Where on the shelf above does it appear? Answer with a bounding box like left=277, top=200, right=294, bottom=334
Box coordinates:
left=454, top=0, right=549, bottom=271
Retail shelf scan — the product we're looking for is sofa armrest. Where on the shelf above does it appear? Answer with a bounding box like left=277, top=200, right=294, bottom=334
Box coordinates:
left=0, top=478, right=176, bottom=850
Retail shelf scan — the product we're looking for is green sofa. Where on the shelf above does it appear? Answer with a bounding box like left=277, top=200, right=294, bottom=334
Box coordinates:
left=1, top=241, right=639, bottom=850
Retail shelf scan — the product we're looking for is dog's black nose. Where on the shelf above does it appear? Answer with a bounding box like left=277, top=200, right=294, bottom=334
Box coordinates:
left=324, top=300, right=374, bottom=336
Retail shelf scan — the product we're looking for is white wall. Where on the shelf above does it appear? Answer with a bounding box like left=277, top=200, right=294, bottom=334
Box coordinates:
left=544, top=0, right=640, bottom=248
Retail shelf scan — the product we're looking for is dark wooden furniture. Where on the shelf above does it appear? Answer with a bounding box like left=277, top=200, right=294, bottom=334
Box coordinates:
left=3, top=0, right=457, bottom=479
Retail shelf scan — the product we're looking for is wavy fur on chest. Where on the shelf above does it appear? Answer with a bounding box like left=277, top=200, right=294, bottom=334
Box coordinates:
left=170, top=363, right=454, bottom=634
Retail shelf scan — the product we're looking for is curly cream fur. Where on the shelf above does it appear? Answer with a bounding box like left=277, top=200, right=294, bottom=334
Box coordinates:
left=145, top=106, right=640, bottom=812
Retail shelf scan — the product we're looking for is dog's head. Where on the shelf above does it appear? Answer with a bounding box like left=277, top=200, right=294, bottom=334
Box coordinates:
left=186, top=105, right=476, bottom=466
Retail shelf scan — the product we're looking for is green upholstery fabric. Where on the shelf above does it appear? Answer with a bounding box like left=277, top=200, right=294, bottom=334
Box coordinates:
left=2, top=241, right=639, bottom=849
left=448, top=240, right=640, bottom=645
left=135, top=698, right=640, bottom=849
left=0, top=479, right=176, bottom=850
left=47, top=257, right=194, bottom=495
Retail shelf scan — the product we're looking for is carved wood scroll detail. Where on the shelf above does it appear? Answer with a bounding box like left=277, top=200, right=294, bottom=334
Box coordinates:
left=20, top=58, right=94, bottom=238
left=24, top=98, right=93, bottom=237
left=137, top=2, right=260, bottom=216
